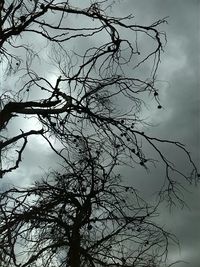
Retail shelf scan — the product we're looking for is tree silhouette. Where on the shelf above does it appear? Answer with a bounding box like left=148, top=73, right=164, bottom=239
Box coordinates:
left=0, top=137, right=176, bottom=267
left=0, top=0, right=198, bottom=201
left=0, top=1, right=199, bottom=266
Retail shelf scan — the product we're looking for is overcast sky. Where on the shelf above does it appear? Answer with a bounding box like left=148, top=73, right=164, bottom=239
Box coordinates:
left=0, top=1, right=199, bottom=266
left=122, top=1, right=200, bottom=266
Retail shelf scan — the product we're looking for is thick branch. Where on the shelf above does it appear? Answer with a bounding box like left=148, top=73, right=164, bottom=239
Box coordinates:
left=0, top=100, right=68, bottom=130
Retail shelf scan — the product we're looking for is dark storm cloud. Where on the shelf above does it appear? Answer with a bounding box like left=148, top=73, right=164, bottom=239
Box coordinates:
left=119, top=1, right=200, bottom=266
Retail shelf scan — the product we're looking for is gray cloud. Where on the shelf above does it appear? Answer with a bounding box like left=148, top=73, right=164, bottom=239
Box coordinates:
left=121, top=1, right=200, bottom=266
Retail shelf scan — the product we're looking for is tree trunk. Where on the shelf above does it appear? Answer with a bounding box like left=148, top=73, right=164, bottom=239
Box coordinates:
left=68, top=226, right=81, bottom=267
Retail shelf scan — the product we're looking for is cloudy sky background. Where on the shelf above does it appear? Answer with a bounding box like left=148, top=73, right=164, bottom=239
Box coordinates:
left=0, top=0, right=199, bottom=266
left=122, top=1, right=200, bottom=266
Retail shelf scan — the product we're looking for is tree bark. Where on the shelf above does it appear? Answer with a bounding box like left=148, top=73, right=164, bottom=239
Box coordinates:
left=68, top=226, right=81, bottom=267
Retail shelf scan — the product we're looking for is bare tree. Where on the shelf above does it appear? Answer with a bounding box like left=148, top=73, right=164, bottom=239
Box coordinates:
left=0, top=137, right=176, bottom=267
left=0, top=2, right=199, bottom=266
left=0, top=0, right=198, bottom=202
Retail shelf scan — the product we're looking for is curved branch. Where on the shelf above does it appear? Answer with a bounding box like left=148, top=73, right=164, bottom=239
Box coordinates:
left=0, top=129, right=43, bottom=149
left=0, top=129, right=43, bottom=178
